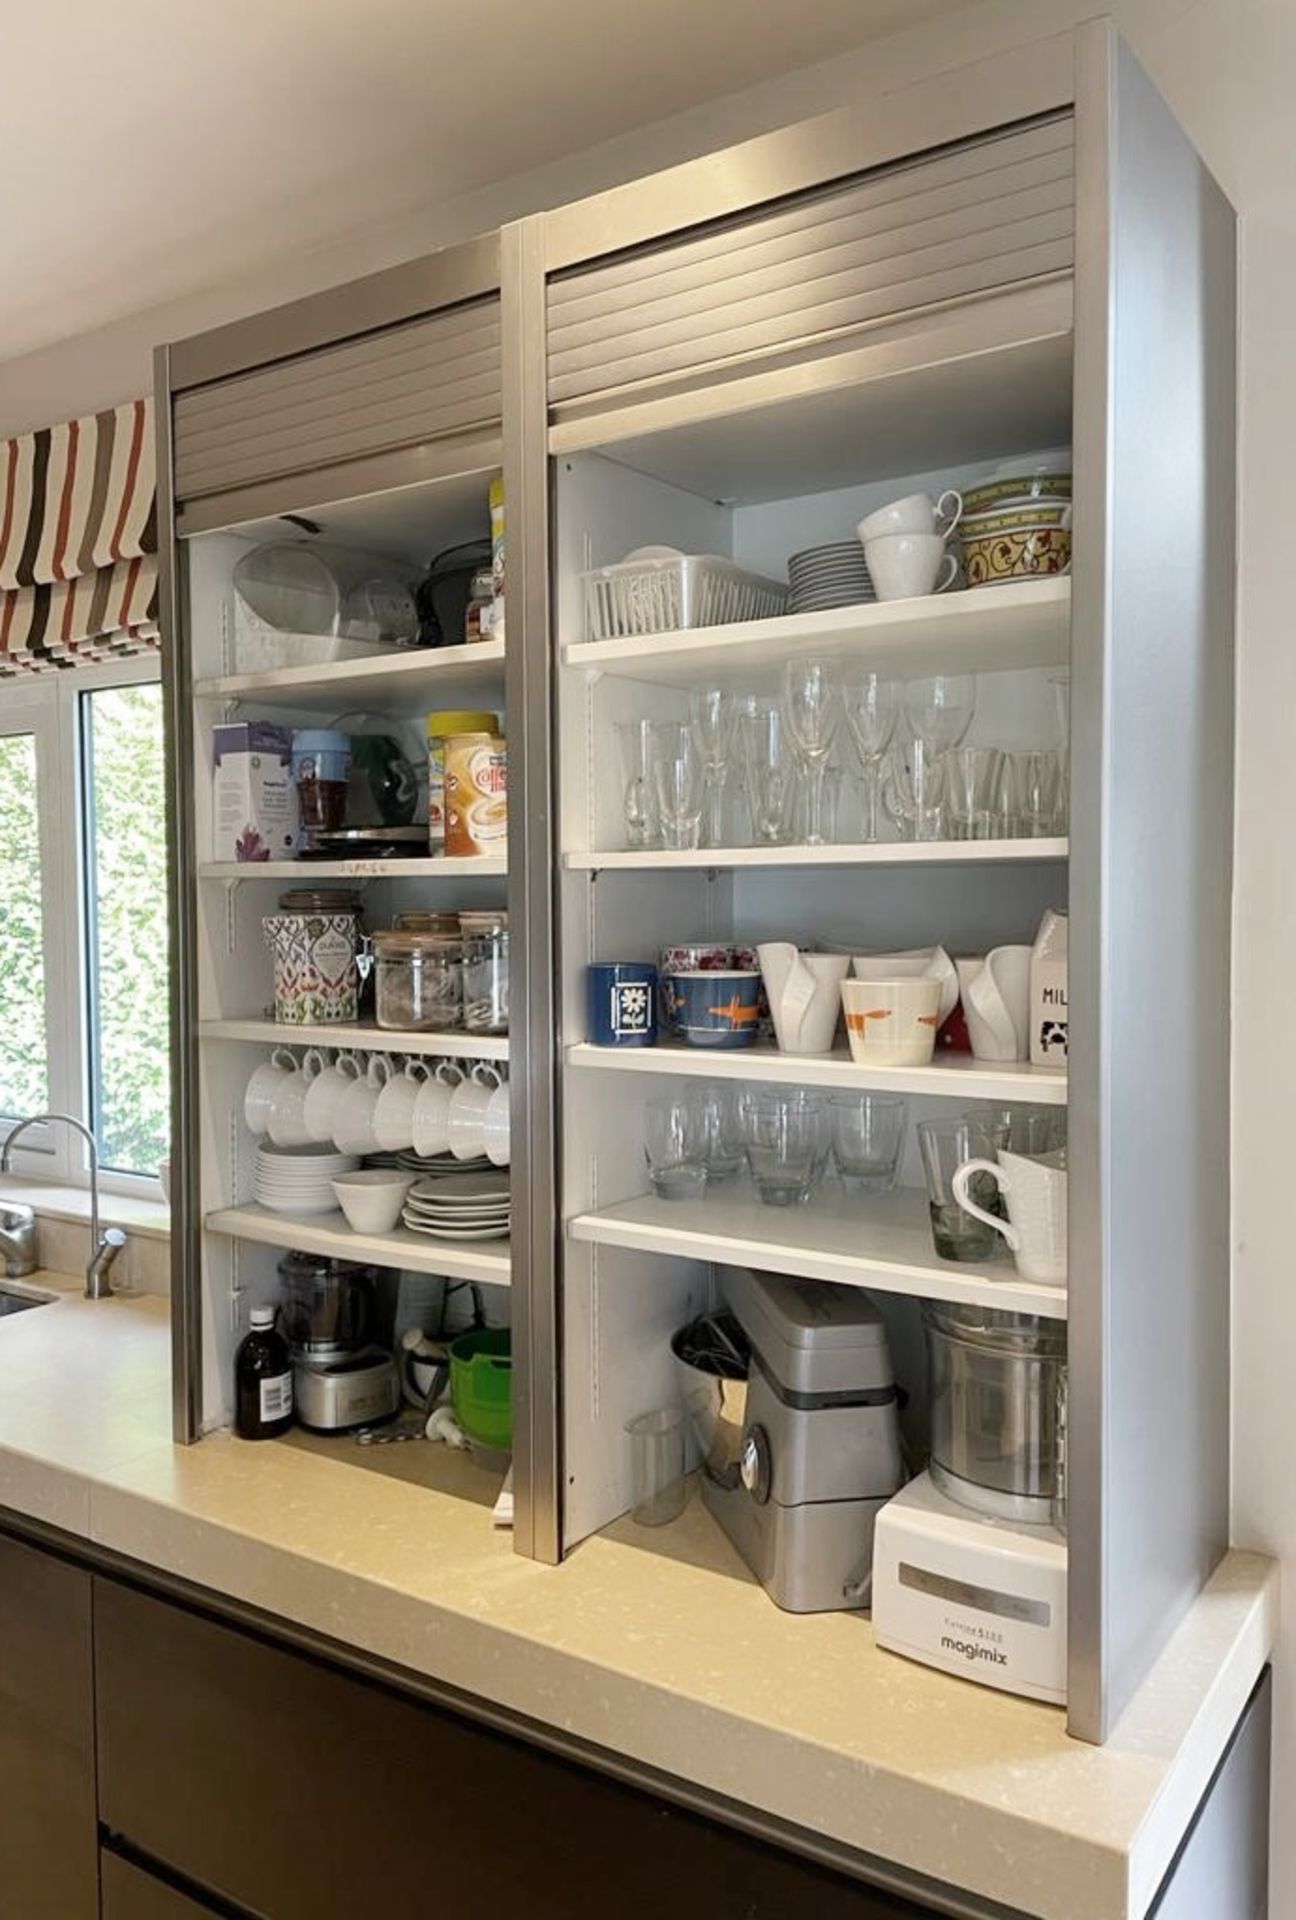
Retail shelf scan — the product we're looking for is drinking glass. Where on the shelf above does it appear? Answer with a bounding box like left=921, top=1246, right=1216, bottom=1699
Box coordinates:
left=971, top=1103, right=1068, bottom=1158
left=944, top=746, right=1004, bottom=840
left=917, top=1116, right=1006, bottom=1261
left=1003, top=749, right=1061, bottom=838
left=649, top=721, right=704, bottom=852
left=644, top=1094, right=707, bottom=1200
left=1052, top=671, right=1071, bottom=834
left=882, top=737, right=947, bottom=841
left=688, top=1081, right=749, bottom=1183
left=615, top=718, right=657, bottom=849
left=842, top=673, right=898, bottom=842
left=830, top=1094, right=907, bottom=1194
left=736, top=697, right=794, bottom=845
left=902, top=674, right=977, bottom=754
left=744, top=1088, right=829, bottom=1207
left=782, top=658, right=841, bottom=847
left=625, top=1408, right=688, bottom=1527
left=689, top=685, right=734, bottom=849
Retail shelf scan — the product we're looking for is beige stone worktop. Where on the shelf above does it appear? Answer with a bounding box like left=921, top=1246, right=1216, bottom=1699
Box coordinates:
left=0, top=1274, right=1276, bottom=1920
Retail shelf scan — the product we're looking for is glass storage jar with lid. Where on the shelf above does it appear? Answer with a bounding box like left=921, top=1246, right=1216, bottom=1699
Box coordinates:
left=459, top=910, right=509, bottom=1034
left=373, top=929, right=463, bottom=1031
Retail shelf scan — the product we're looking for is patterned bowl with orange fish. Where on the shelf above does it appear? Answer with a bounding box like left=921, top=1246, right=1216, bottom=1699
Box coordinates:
left=674, top=971, right=762, bottom=1048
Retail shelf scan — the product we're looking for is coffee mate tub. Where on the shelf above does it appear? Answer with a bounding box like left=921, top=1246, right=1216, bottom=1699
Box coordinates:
left=444, top=733, right=508, bottom=857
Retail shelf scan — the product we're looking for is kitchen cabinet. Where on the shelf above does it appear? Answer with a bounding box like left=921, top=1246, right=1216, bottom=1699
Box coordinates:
left=100, top=1853, right=226, bottom=1920
left=0, top=1534, right=97, bottom=1919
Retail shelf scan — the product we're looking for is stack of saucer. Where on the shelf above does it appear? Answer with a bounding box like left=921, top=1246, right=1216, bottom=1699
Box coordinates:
left=255, top=1143, right=359, bottom=1216
left=401, top=1171, right=510, bottom=1242
left=787, top=541, right=875, bottom=614
left=389, top=1147, right=491, bottom=1178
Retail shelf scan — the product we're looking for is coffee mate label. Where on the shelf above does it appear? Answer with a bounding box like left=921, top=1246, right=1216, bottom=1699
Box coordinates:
left=445, top=734, right=508, bottom=857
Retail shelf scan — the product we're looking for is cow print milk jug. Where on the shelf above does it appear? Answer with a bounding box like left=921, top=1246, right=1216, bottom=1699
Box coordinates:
left=1030, top=909, right=1068, bottom=1065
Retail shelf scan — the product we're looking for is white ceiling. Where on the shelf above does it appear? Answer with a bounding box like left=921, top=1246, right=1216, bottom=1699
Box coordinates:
left=0, top=0, right=971, bottom=364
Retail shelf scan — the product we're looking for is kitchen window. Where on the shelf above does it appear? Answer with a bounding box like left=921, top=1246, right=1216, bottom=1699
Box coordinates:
left=0, top=659, right=169, bottom=1190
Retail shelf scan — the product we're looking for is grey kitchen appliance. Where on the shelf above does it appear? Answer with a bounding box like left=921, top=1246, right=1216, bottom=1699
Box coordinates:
left=673, top=1268, right=904, bottom=1613
left=277, top=1252, right=399, bottom=1432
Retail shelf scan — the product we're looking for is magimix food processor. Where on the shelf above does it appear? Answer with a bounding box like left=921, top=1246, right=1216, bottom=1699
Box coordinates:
left=277, top=1253, right=400, bottom=1431
left=673, top=1268, right=904, bottom=1614
left=872, top=1303, right=1068, bottom=1703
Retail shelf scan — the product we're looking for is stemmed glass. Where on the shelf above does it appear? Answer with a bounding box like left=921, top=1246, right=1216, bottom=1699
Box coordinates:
left=902, top=674, right=977, bottom=755
left=648, top=721, right=704, bottom=851
left=782, top=658, right=841, bottom=847
left=842, top=673, right=898, bottom=843
left=736, top=697, right=795, bottom=845
left=689, top=685, right=734, bottom=849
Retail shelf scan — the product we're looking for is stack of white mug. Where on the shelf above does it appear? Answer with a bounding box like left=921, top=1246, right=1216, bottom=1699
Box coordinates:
left=857, top=489, right=962, bottom=601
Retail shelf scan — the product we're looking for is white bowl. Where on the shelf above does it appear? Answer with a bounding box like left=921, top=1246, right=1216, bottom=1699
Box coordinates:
left=331, top=1169, right=414, bottom=1235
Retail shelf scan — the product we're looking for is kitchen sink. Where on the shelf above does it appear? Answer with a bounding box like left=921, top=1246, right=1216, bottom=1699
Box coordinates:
left=0, top=1288, right=53, bottom=1318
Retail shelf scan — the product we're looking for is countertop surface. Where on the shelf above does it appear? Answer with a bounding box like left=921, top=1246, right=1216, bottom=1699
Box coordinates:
left=0, top=1274, right=1276, bottom=1920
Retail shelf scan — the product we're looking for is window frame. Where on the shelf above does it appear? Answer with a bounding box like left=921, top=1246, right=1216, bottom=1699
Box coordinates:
left=0, top=656, right=166, bottom=1195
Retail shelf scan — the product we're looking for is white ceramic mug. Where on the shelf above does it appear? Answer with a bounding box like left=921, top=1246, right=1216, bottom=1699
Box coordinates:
left=303, top=1050, right=361, bottom=1143
left=267, top=1050, right=324, bottom=1149
left=448, top=1062, right=505, bottom=1162
left=756, top=943, right=850, bottom=1055
left=857, top=489, right=963, bottom=544
left=952, top=1148, right=1067, bottom=1284
left=412, top=1061, right=466, bottom=1158
left=841, top=977, right=942, bottom=1067
left=956, top=946, right=1033, bottom=1062
left=480, top=1079, right=511, bottom=1167
left=373, top=1058, right=429, bottom=1154
left=862, top=531, right=959, bottom=601
left=244, top=1047, right=297, bottom=1136
left=333, top=1053, right=391, bottom=1156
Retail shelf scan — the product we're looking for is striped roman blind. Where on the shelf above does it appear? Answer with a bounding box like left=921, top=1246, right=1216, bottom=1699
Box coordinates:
left=0, top=396, right=158, bottom=677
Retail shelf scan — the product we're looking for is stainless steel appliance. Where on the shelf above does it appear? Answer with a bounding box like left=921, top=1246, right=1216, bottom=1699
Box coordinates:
left=922, top=1302, right=1066, bottom=1525
left=294, top=1350, right=400, bottom=1431
left=674, top=1268, right=904, bottom=1613
left=277, top=1253, right=399, bottom=1432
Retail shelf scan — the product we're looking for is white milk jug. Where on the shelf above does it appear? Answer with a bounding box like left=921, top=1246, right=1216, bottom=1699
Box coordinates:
left=1030, top=909, right=1069, bottom=1066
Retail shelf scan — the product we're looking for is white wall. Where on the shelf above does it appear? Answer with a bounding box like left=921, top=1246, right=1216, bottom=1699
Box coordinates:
left=3, top=0, right=1289, bottom=1904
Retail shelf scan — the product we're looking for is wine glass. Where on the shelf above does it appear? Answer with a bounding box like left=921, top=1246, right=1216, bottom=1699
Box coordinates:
left=648, top=720, right=704, bottom=851
left=902, top=674, right=977, bottom=754
left=782, top=658, right=841, bottom=847
left=736, top=697, right=795, bottom=845
left=689, top=685, right=734, bottom=849
left=842, top=673, right=898, bottom=842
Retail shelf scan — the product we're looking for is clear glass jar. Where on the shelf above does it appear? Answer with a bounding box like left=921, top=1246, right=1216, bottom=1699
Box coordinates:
left=373, top=930, right=463, bottom=1031
left=459, top=911, right=509, bottom=1034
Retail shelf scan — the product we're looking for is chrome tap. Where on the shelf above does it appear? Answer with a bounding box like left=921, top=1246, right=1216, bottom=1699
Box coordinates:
left=0, top=1114, right=126, bottom=1299
left=0, top=1203, right=36, bottom=1278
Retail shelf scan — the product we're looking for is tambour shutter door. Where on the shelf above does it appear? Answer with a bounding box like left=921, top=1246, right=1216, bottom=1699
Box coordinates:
left=548, top=116, right=1073, bottom=409
left=174, top=296, right=501, bottom=505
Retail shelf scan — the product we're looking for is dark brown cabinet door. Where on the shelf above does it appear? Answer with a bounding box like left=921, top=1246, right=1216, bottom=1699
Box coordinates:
left=101, top=1852, right=230, bottom=1920
left=0, top=1535, right=97, bottom=1919
left=96, top=1578, right=940, bottom=1919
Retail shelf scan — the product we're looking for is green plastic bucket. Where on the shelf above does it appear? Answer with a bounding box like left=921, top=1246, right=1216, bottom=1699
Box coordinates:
left=449, top=1328, right=512, bottom=1450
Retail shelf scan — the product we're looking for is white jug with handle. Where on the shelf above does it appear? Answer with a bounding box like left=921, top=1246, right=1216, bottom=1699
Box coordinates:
left=956, top=945, right=1032, bottom=1062
left=756, top=943, right=850, bottom=1055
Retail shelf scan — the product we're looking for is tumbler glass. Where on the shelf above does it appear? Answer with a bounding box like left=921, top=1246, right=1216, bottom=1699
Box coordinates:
left=917, top=1116, right=1006, bottom=1261
left=625, top=1408, right=688, bottom=1527
left=688, top=1081, right=748, bottom=1183
left=744, top=1089, right=829, bottom=1207
left=945, top=746, right=1004, bottom=841
left=1004, top=749, right=1060, bottom=839
left=644, top=1095, right=707, bottom=1201
left=883, top=738, right=947, bottom=841
left=830, top=1093, right=908, bottom=1194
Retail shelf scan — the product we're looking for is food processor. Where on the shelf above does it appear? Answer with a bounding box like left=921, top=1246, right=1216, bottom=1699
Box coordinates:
left=871, top=1303, right=1068, bottom=1703
left=673, top=1268, right=904, bottom=1613
left=277, top=1253, right=400, bottom=1431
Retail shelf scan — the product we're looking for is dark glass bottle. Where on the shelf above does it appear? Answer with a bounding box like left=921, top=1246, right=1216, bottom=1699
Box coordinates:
left=235, top=1307, right=294, bottom=1439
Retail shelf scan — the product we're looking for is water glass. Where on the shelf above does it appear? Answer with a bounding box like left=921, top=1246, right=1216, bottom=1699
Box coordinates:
left=883, top=738, right=947, bottom=841
left=649, top=721, right=704, bottom=852
left=945, top=746, right=1004, bottom=840
left=917, top=1116, right=1006, bottom=1261
left=972, top=1103, right=1068, bottom=1159
left=625, top=1408, right=688, bottom=1527
left=744, top=1089, right=829, bottom=1207
left=644, top=1095, right=707, bottom=1201
left=687, top=1081, right=748, bottom=1183
left=830, top=1094, right=907, bottom=1194
left=615, top=719, right=657, bottom=849
left=1004, top=749, right=1061, bottom=839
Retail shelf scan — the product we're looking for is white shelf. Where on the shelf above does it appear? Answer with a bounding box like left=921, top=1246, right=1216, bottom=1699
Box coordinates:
left=206, top=1204, right=511, bottom=1284
left=567, top=1042, right=1066, bottom=1104
left=200, top=1018, right=509, bottom=1061
left=200, top=856, right=506, bottom=880
left=562, top=578, right=1069, bottom=687
left=564, top=839, right=1067, bottom=872
left=194, top=639, right=505, bottom=716
left=569, top=1188, right=1066, bottom=1320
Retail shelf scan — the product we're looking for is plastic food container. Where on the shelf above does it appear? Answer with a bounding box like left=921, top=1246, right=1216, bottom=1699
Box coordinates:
left=373, top=930, right=463, bottom=1031
left=581, top=554, right=787, bottom=641
left=460, top=911, right=509, bottom=1034
left=449, top=1327, right=512, bottom=1450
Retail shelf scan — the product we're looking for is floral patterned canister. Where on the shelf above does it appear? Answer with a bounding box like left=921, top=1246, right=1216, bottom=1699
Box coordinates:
left=263, top=912, right=360, bottom=1024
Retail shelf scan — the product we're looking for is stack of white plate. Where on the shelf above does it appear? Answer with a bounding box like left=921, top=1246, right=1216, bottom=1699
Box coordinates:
left=787, top=541, right=875, bottom=614
left=255, top=1143, right=360, bottom=1216
left=391, top=1148, right=491, bottom=1178
left=401, top=1172, right=510, bottom=1242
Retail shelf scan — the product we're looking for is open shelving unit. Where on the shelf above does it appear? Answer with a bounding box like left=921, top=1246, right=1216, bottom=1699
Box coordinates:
left=200, top=1017, right=509, bottom=1062
left=566, top=1042, right=1067, bottom=1103
left=206, top=1205, right=511, bottom=1286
